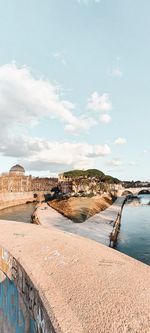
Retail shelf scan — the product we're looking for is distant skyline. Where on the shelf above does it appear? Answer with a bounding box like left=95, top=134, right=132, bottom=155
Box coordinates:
left=0, top=0, right=149, bottom=180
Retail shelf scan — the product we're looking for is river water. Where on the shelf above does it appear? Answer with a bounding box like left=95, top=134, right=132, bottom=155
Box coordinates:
left=117, top=194, right=150, bottom=265
left=0, top=203, right=36, bottom=223
left=0, top=199, right=150, bottom=266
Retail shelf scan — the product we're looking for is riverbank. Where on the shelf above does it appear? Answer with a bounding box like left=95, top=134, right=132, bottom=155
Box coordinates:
left=35, top=197, right=125, bottom=246
left=48, top=194, right=114, bottom=222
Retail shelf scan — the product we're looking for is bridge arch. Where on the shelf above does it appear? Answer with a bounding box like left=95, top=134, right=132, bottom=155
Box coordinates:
left=138, top=189, right=150, bottom=195
left=121, top=190, right=133, bottom=196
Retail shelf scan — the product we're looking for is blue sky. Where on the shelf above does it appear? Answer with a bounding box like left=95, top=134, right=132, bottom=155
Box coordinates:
left=0, top=0, right=149, bottom=180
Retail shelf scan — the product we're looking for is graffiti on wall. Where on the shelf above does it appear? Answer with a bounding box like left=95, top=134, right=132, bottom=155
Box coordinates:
left=0, top=270, right=36, bottom=333
left=0, top=246, right=55, bottom=333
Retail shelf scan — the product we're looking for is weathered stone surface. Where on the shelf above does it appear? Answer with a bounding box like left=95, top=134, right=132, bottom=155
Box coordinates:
left=36, top=198, right=125, bottom=246
left=0, top=269, right=36, bottom=332
left=0, top=191, right=48, bottom=211
left=0, top=221, right=149, bottom=332
left=0, top=242, right=55, bottom=333
left=48, top=194, right=113, bottom=222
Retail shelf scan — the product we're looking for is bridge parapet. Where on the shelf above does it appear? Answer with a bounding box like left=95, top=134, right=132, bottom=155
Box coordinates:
left=0, top=246, right=53, bottom=333
left=0, top=220, right=149, bottom=332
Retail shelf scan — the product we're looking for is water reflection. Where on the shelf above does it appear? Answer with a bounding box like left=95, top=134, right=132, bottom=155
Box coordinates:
left=117, top=194, right=150, bottom=265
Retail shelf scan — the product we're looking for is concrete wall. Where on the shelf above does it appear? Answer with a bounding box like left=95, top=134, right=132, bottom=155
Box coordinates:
left=0, top=221, right=149, bottom=333
left=0, top=191, right=49, bottom=211
left=0, top=192, right=35, bottom=210
left=0, top=269, right=37, bottom=332
left=0, top=245, right=55, bottom=333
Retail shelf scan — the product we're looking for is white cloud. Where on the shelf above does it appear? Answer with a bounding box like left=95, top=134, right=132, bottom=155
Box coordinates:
left=114, top=137, right=127, bottom=145
left=65, top=116, right=96, bottom=134
left=0, top=63, right=95, bottom=135
left=87, top=92, right=112, bottom=125
left=53, top=51, right=67, bottom=67
left=100, top=114, right=111, bottom=124
left=109, top=56, right=123, bottom=78
left=87, top=92, right=112, bottom=112
left=107, top=159, right=122, bottom=167
left=77, top=0, right=100, bottom=4
left=0, top=63, right=111, bottom=173
left=112, top=67, right=123, bottom=78
left=0, top=135, right=110, bottom=172
left=128, top=161, right=136, bottom=166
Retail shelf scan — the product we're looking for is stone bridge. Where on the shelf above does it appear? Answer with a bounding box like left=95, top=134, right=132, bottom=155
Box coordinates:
left=112, top=185, right=150, bottom=197
left=122, top=188, right=150, bottom=196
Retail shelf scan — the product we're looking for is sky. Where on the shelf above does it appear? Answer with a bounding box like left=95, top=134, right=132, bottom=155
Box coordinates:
left=0, top=0, right=149, bottom=180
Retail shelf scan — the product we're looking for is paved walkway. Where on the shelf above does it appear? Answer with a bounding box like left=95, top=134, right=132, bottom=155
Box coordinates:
left=36, top=197, right=125, bottom=246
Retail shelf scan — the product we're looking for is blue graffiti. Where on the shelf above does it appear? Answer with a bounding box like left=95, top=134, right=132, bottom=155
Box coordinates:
left=0, top=272, right=36, bottom=333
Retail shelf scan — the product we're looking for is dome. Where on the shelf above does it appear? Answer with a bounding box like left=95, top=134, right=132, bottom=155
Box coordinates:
left=9, top=164, right=25, bottom=175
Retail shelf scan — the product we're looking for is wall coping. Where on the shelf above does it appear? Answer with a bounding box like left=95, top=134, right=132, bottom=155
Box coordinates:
left=0, top=220, right=149, bottom=332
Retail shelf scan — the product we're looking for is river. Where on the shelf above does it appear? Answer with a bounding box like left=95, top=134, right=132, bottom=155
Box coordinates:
left=116, top=194, right=150, bottom=265
left=0, top=199, right=150, bottom=267
left=0, top=203, right=36, bottom=223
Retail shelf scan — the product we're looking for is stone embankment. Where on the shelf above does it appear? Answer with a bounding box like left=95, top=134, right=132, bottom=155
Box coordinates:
left=0, top=220, right=149, bottom=332
left=110, top=209, right=124, bottom=247
left=35, top=196, right=126, bottom=246
left=0, top=191, right=48, bottom=211
left=48, top=194, right=113, bottom=222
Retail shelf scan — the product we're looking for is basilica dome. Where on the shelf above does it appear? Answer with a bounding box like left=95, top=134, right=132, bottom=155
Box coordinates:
left=9, top=164, right=25, bottom=176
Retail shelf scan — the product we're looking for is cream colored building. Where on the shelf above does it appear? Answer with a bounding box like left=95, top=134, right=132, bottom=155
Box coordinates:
left=0, top=165, right=57, bottom=192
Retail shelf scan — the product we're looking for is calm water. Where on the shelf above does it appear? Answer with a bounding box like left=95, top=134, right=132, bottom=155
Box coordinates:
left=117, top=194, right=150, bottom=265
left=0, top=203, right=36, bottom=223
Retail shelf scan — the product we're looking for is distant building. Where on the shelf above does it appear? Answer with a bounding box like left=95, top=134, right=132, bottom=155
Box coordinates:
left=0, top=165, right=58, bottom=193
left=58, top=173, right=65, bottom=181
left=9, top=164, right=25, bottom=176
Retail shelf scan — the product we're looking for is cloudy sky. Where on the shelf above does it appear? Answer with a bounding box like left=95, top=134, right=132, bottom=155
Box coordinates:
left=0, top=0, right=149, bottom=180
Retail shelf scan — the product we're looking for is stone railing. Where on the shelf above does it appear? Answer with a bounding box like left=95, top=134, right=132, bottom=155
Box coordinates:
left=0, top=217, right=149, bottom=332
left=0, top=245, right=55, bottom=333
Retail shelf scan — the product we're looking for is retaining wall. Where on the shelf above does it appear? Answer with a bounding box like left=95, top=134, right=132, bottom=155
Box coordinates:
left=0, top=191, right=48, bottom=210
left=0, top=242, right=55, bottom=333
left=0, top=221, right=149, bottom=332
left=109, top=196, right=127, bottom=247
left=0, top=269, right=37, bottom=332
left=35, top=197, right=127, bottom=247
